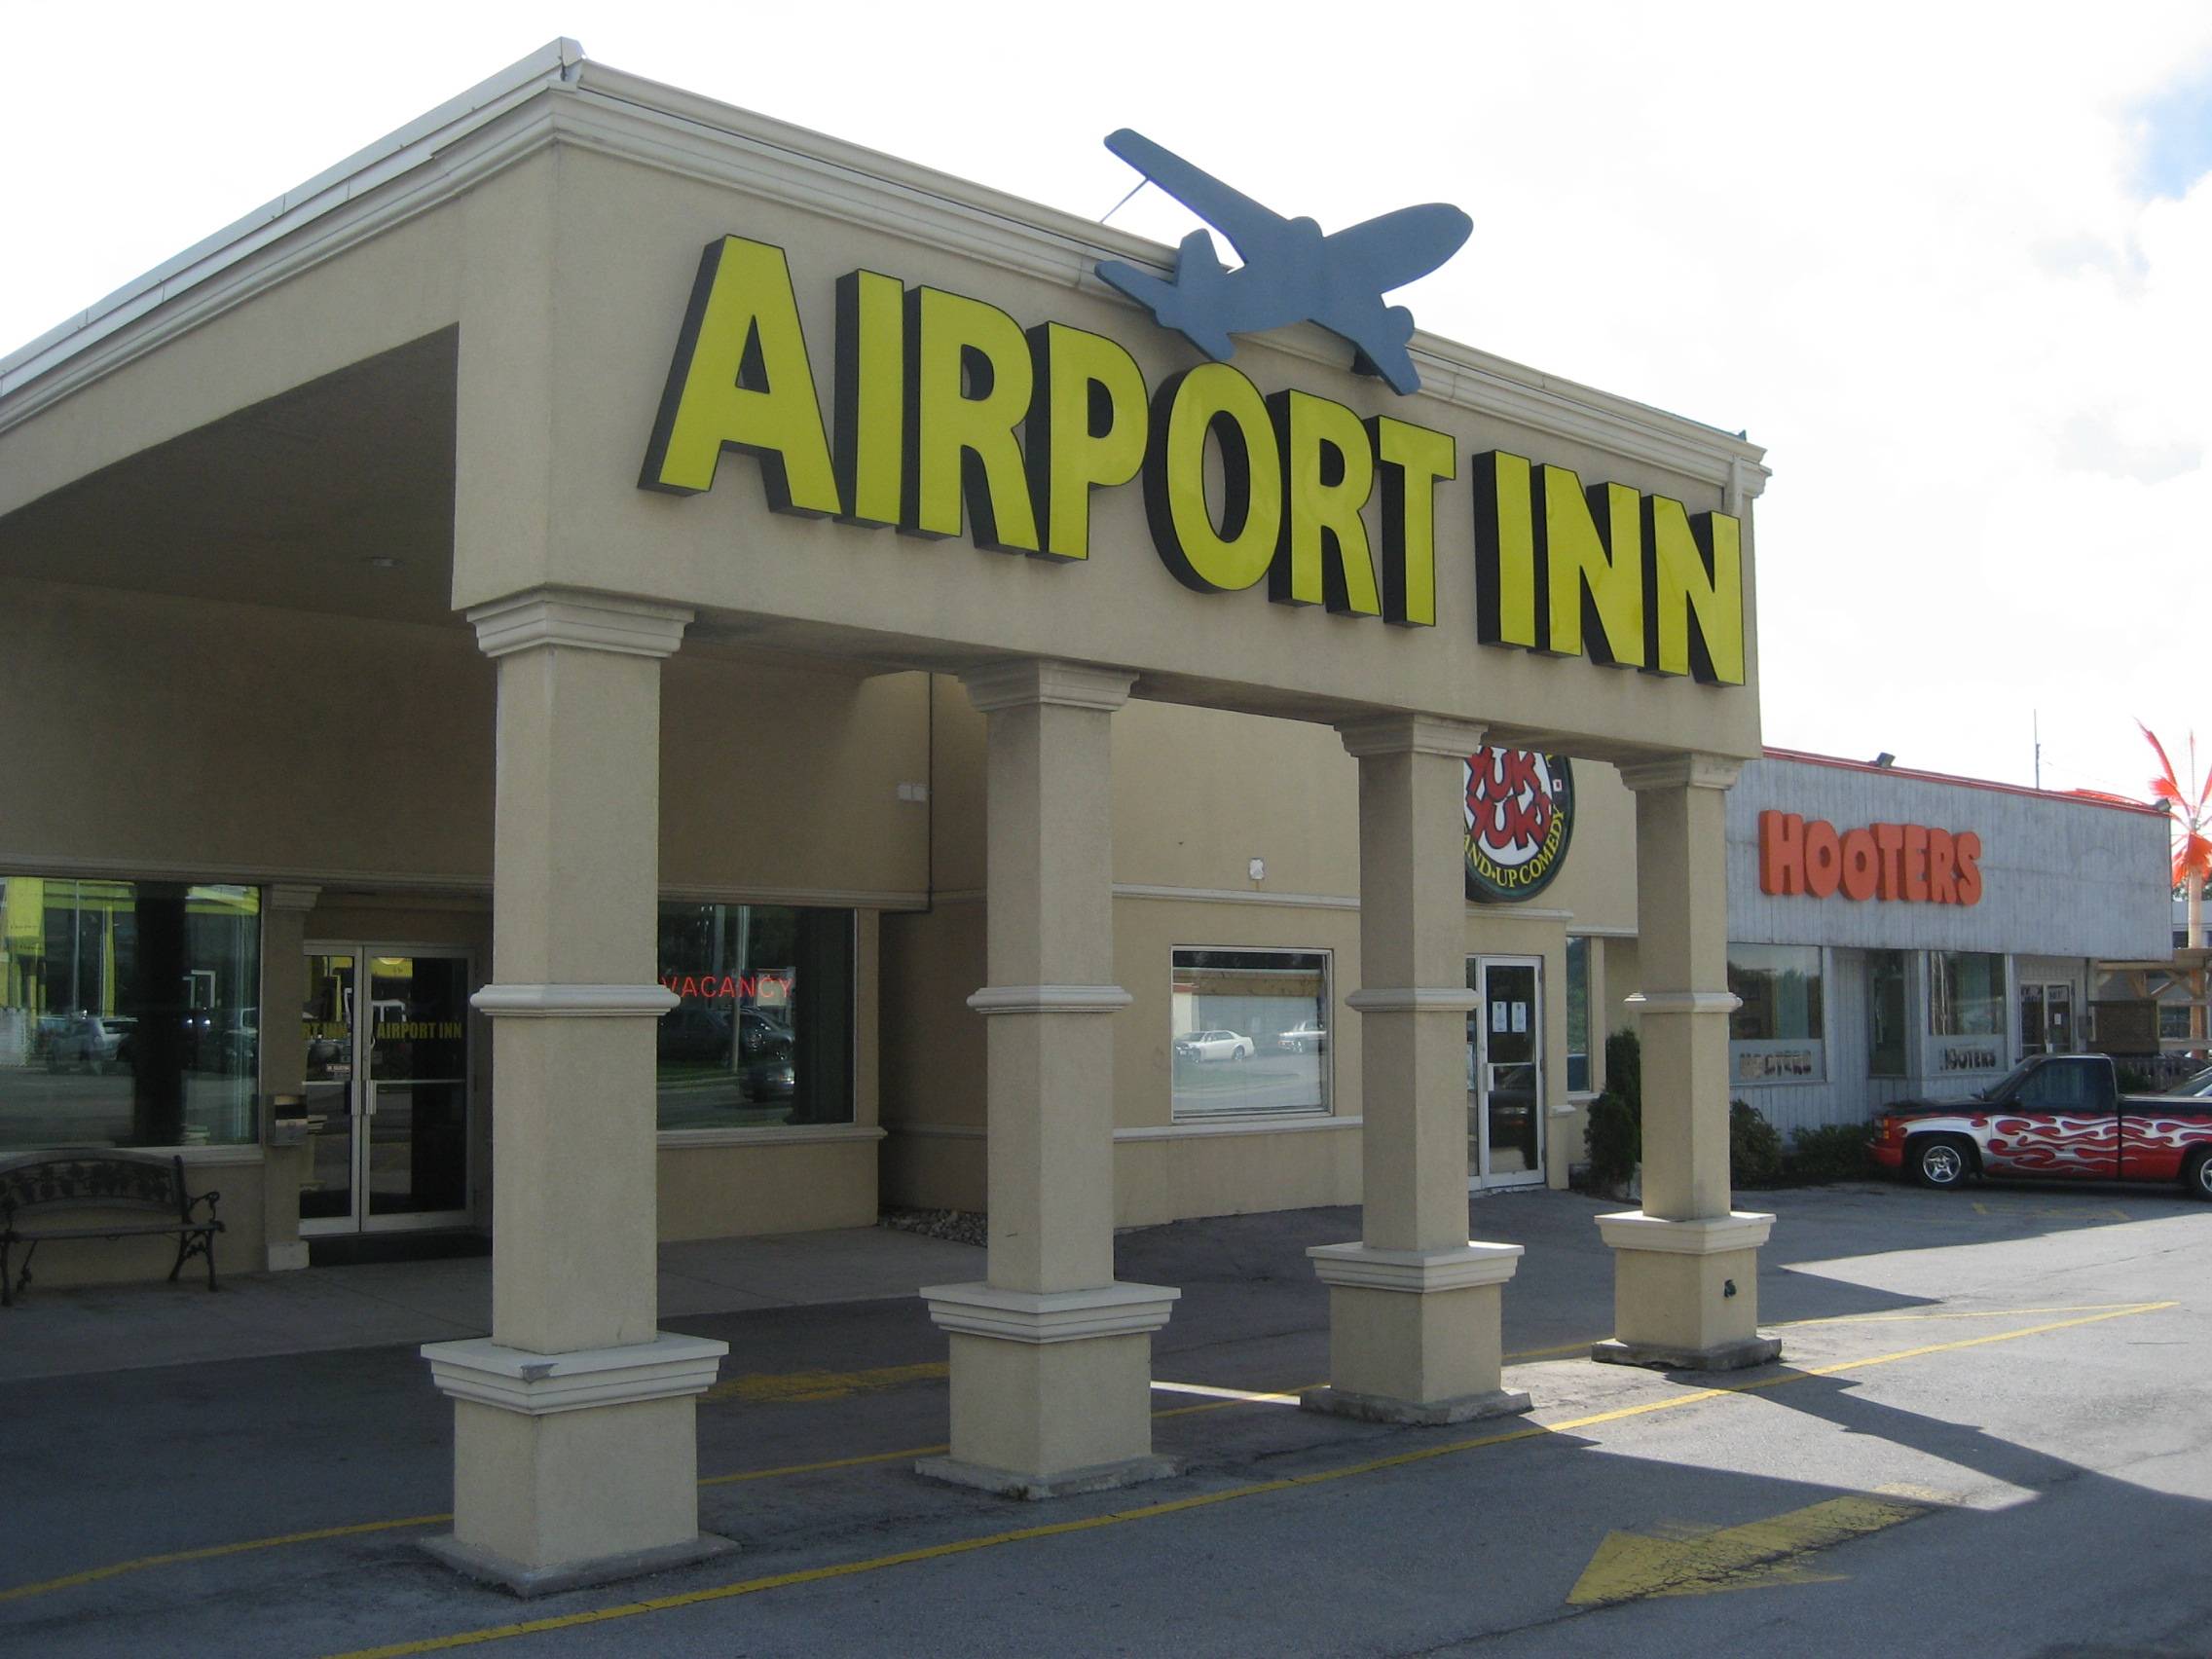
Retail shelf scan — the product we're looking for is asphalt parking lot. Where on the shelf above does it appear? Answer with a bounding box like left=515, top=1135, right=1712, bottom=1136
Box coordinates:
left=3, top=1180, right=2208, bottom=1657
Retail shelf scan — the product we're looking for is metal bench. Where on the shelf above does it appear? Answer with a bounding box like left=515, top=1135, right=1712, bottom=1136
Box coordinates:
left=0, top=1152, right=223, bottom=1307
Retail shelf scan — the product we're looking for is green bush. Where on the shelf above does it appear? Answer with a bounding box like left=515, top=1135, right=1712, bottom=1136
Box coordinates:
left=1604, top=1028, right=1642, bottom=1115
left=1583, top=1029, right=1643, bottom=1189
left=2117, top=1064, right=2156, bottom=1095
left=1789, top=1122, right=1875, bottom=1181
left=1730, top=1098, right=1785, bottom=1187
left=1585, top=1090, right=1641, bottom=1190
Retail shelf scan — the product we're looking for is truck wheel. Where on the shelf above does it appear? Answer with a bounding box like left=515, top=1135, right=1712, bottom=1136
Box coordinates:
left=2185, top=1150, right=2212, bottom=1201
left=1910, top=1135, right=1972, bottom=1190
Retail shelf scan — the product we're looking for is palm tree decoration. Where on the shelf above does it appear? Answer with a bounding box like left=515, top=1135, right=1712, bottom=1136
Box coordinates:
left=2141, top=721, right=2212, bottom=952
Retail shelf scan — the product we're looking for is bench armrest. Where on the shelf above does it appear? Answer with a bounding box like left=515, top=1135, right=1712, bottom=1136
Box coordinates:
left=184, top=1189, right=222, bottom=1223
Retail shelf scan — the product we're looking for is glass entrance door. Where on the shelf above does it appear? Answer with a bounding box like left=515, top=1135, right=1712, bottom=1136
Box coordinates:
left=2019, top=981, right=2075, bottom=1056
left=300, top=947, right=472, bottom=1234
left=1467, top=956, right=1544, bottom=1189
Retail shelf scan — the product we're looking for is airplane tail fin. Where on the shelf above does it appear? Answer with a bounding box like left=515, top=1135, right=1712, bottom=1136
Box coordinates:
left=1097, top=231, right=1236, bottom=363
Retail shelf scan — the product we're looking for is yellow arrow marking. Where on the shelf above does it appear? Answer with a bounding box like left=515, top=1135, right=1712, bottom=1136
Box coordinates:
left=1567, top=1494, right=1929, bottom=1605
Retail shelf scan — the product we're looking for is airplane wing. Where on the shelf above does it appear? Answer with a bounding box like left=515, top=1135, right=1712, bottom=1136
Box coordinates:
left=1103, top=129, right=1291, bottom=263
left=1317, top=205, right=1473, bottom=297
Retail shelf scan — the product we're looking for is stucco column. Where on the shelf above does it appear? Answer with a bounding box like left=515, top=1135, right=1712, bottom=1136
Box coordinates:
left=258, top=883, right=320, bottom=1272
left=1595, top=755, right=1781, bottom=1371
left=916, top=659, right=1178, bottom=1499
left=418, top=589, right=731, bottom=1596
left=1304, top=715, right=1529, bottom=1425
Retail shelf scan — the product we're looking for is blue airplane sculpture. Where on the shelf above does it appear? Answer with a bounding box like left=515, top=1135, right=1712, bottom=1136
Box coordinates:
left=1093, top=129, right=1472, bottom=396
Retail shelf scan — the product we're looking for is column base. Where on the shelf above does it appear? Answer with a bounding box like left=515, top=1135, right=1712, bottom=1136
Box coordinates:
left=265, top=1240, right=310, bottom=1272
left=1589, top=1335, right=1783, bottom=1372
left=422, top=1332, right=727, bottom=1590
left=913, top=1452, right=1177, bottom=1500
left=1307, top=1242, right=1528, bottom=1417
left=1595, top=1210, right=1780, bottom=1371
left=418, top=1528, right=738, bottom=1599
left=920, top=1280, right=1178, bottom=1495
left=1300, top=1383, right=1530, bottom=1426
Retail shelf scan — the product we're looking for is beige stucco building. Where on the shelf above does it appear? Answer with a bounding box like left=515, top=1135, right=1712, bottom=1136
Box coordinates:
left=1, top=42, right=1786, bottom=1592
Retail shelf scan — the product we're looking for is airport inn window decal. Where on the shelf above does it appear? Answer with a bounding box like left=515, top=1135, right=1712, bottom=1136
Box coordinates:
left=637, top=232, right=1746, bottom=686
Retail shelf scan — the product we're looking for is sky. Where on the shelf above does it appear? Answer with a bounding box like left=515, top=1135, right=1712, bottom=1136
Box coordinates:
left=6, top=3, right=2212, bottom=803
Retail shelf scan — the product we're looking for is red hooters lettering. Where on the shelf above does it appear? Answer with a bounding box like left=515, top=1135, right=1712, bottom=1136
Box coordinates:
left=1758, top=814, right=1983, bottom=906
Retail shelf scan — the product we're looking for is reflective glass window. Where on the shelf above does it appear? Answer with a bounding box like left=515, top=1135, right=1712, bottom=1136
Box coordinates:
left=1, top=876, right=261, bottom=1151
left=1170, top=948, right=1331, bottom=1121
left=655, top=903, right=853, bottom=1129
left=1930, top=951, right=2007, bottom=1037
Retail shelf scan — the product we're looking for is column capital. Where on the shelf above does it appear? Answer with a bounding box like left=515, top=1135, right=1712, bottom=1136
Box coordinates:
left=466, top=587, right=694, bottom=661
left=263, top=883, right=322, bottom=913
left=1624, top=989, right=1743, bottom=1016
left=960, top=658, right=1136, bottom=715
left=471, top=983, right=679, bottom=1017
left=1336, top=713, right=1486, bottom=760
left=1615, top=753, right=1745, bottom=793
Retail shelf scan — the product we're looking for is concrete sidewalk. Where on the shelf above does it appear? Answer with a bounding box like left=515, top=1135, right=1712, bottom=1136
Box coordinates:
left=0, top=1224, right=987, bottom=1384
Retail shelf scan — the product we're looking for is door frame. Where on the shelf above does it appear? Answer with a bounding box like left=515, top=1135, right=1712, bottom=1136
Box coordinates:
left=2019, top=979, right=2077, bottom=1058
left=1468, top=953, right=1546, bottom=1192
left=299, top=940, right=475, bottom=1235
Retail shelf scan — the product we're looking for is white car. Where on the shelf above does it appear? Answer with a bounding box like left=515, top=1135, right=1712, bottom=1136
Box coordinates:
left=1175, top=1029, right=1254, bottom=1062
left=1275, top=1022, right=1328, bottom=1054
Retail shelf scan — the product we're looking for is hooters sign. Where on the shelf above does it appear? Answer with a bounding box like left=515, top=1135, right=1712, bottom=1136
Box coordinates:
left=1464, top=749, right=1575, bottom=902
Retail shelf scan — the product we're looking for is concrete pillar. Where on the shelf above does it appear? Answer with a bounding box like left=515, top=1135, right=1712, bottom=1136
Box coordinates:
left=419, top=589, right=730, bottom=1596
left=258, top=883, right=320, bottom=1272
left=1595, top=755, right=1780, bottom=1372
left=1304, top=716, right=1528, bottom=1425
left=916, top=659, right=1178, bottom=1499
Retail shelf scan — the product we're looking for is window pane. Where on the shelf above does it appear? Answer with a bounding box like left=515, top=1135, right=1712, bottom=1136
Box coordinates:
left=1565, top=936, right=1591, bottom=1093
left=1, top=876, right=261, bottom=1152
left=654, top=903, right=853, bottom=1130
left=1930, top=951, right=2007, bottom=1036
left=1726, top=944, right=1824, bottom=1040
left=1868, top=950, right=1908, bottom=1075
left=1171, top=948, right=1330, bottom=1120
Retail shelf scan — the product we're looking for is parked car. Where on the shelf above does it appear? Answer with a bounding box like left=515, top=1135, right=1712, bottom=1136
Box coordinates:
left=1275, top=1022, right=1328, bottom=1055
left=739, top=1009, right=794, bottom=1060
left=44, top=1014, right=137, bottom=1076
left=1174, top=1029, right=1254, bottom=1063
left=1872, top=1052, right=2212, bottom=1197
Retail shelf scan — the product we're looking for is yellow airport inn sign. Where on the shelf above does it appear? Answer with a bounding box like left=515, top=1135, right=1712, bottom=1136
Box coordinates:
left=639, top=236, right=1744, bottom=685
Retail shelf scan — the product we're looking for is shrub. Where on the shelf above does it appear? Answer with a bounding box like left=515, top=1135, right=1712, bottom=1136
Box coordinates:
left=1604, top=1028, right=1642, bottom=1115
left=2117, top=1064, right=2156, bottom=1095
left=1730, top=1098, right=1785, bottom=1187
left=1585, top=1090, right=1641, bottom=1190
left=1789, top=1122, right=1875, bottom=1181
left=1583, top=1029, right=1644, bottom=1190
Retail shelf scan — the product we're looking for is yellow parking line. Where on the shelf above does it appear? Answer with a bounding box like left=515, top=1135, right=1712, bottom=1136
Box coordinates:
left=1778, top=1303, right=2160, bottom=1329
left=0, top=1375, right=1323, bottom=1603
left=325, top=1301, right=2174, bottom=1659
left=0, top=1515, right=454, bottom=1606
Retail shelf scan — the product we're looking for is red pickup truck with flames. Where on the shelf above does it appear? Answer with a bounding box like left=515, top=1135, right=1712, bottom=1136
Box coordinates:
left=1872, top=1052, right=2212, bottom=1198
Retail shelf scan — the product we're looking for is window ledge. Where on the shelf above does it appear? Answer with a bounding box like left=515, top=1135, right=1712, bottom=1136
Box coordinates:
left=1131, top=1115, right=1352, bottom=1141
left=656, top=1124, right=884, bottom=1151
left=7, top=1143, right=268, bottom=1165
